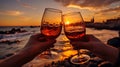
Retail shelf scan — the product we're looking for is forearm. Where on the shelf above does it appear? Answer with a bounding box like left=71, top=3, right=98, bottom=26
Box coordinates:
left=90, top=43, right=119, bottom=64
left=0, top=46, right=44, bottom=67
left=0, top=51, right=34, bottom=67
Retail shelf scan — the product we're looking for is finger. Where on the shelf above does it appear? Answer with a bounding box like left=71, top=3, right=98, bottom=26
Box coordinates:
left=48, top=39, right=56, bottom=44
left=30, top=33, right=42, bottom=39
left=86, top=35, right=101, bottom=42
left=44, top=39, right=56, bottom=45
left=70, top=41, right=79, bottom=48
left=31, top=33, right=47, bottom=42
left=31, top=33, right=41, bottom=37
left=71, top=42, right=89, bottom=50
left=38, top=36, right=46, bottom=42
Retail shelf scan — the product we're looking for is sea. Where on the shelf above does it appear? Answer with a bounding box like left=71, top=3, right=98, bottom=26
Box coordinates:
left=0, top=26, right=119, bottom=66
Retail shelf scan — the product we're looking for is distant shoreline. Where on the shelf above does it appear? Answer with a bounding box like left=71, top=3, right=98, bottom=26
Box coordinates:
left=0, top=26, right=40, bottom=27
left=0, top=25, right=119, bottom=31
left=86, top=23, right=120, bottom=31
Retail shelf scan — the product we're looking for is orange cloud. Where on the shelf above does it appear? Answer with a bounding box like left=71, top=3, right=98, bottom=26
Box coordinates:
left=54, top=0, right=120, bottom=9
left=21, top=3, right=36, bottom=9
left=97, top=6, right=120, bottom=13
left=67, top=4, right=96, bottom=11
left=55, top=0, right=120, bottom=13
left=55, top=0, right=120, bottom=22
left=0, top=10, right=23, bottom=16
left=95, top=6, right=120, bottom=18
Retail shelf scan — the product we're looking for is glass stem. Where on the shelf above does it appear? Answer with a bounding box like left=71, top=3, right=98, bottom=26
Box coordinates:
left=77, top=49, right=80, bottom=57
left=48, top=49, right=51, bottom=56
left=46, top=49, right=52, bottom=56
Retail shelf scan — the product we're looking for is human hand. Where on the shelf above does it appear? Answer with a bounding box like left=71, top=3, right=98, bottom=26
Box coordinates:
left=70, top=35, right=119, bottom=64
left=70, top=35, right=105, bottom=50
left=23, top=33, right=56, bottom=55
left=0, top=33, right=56, bottom=67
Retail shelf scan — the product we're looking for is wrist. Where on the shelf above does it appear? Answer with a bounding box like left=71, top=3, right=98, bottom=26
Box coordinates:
left=87, top=42, right=95, bottom=51
left=13, top=46, right=44, bottom=66
left=21, top=45, right=44, bottom=57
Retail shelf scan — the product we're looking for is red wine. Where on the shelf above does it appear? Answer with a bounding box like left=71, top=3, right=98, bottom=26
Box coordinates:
left=41, top=25, right=62, bottom=39
left=65, top=31, right=86, bottom=41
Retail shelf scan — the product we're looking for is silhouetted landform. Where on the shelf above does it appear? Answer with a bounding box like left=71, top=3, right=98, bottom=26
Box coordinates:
left=0, top=28, right=27, bottom=34
left=86, top=17, right=120, bottom=30
left=107, top=37, right=120, bottom=48
left=29, top=26, right=40, bottom=28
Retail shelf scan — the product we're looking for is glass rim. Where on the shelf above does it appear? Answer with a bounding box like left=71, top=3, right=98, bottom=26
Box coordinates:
left=45, top=8, right=62, bottom=13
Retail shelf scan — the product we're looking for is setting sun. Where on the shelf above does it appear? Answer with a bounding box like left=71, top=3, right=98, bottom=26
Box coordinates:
left=66, top=21, right=70, bottom=25
left=0, top=0, right=119, bottom=26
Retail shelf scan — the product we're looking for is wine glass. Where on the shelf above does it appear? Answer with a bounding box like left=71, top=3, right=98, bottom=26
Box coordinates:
left=63, top=12, right=90, bottom=64
left=40, top=8, right=62, bottom=59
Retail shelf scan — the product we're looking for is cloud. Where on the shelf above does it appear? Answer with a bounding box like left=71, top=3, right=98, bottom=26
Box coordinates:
left=16, top=0, right=37, bottom=9
left=54, top=0, right=120, bottom=9
left=95, top=6, right=120, bottom=16
left=98, top=6, right=120, bottom=13
left=21, top=3, right=37, bottom=9
left=16, top=0, right=21, bottom=2
left=0, top=10, right=23, bottom=16
left=54, top=0, right=120, bottom=22
left=67, top=4, right=95, bottom=10
left=55, top=0, right=120, bottom=16
left=0, top=10, right=32, bottom=22
left=18, top=15, right=31, bottom=21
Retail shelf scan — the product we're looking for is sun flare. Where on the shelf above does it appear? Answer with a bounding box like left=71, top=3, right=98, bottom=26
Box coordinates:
left=66, top=21, right=70, bottom=25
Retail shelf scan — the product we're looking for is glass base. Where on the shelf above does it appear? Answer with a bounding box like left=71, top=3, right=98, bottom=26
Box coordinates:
left=70, top=54, right=90, bottom=64
left=39, top=51, right=59, bottom=59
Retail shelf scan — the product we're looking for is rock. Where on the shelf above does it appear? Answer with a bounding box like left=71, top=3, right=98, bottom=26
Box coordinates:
left=87, top=62, right=98, bottom=67
left=90, top=57, right=103, bottom=64
left=64, top=61, right=71, bottom=67
left=107, top=37, right=120, bottom=48
left=98, top=61, right=113, bottom=67
left=5, top=53, right=14, bottom=57
left=0, top=56, right=6, bottom=59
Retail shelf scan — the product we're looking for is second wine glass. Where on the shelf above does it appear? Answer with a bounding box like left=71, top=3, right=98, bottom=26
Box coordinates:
left=63, top=12, right=90, bottom=64
left=40, top=8, right=62, bottom=59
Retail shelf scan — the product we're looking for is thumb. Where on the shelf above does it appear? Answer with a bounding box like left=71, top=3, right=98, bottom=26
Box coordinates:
left=46, top=39, right=56, bottom=48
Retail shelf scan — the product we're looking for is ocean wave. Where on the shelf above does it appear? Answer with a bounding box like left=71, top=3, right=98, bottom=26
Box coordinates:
left=0, top=32, right=33, bottom=43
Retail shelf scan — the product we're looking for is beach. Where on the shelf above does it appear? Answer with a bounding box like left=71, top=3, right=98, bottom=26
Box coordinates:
left=0, top=26, right=119, bottom=67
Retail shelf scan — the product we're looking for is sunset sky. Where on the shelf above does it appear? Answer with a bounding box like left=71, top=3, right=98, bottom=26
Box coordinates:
left=0, top=0, right=120, bottom=26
